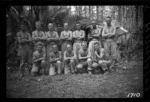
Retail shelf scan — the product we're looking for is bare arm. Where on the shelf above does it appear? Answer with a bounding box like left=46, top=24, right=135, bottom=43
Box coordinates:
left=110, top=26, right=116, bottom=36
left=72, top=31, right=77, bottom=38
left=80, top=30, right=85, bottom=39
left=64, top=51, right=68, bottom=60
left=94, top=29, right=101, bottom=37
left=33, top=52, right=44, bottom=63
left=72, top=50, right=77, bottom=60
left=60, top=31, right=65, bottom=40
left=95, top=51, right=101, bottom=58
left=102, top=27, right=110, bottom=37
left=49, top=53, right=54, bottom=62
left=87, top=49, right=91, bottom=58
left=53, top=51, right=62, bottom=61
left=79, top=50, right=88, bottom=60
left=17, top=33, right=22, bottom=44
left=26, top=33, right=32, bottom=42
left=88, top=33, right=92, bottom=39
left=67, top=31, right=72, bottom=40
left=102, top=26, right=116, bottom=37
left=17, top=32, right=26, bottom=43
left=54, top=32, right=59, bottom=40
left=32, top=31, right=39, bottom=41
left=39, top=32, right=46, bottom=40
left=100, top=48, right=105, bottom=58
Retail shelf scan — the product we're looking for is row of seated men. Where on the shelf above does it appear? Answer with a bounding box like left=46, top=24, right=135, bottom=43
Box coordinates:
left=31, top=41, right=111, bottom=76
left=17, top=16, right=117, bottom=77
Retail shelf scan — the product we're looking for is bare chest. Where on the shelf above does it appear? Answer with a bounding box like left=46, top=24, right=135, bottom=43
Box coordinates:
left=104, top=26, right=114, bottom=34
left=34, top=31, right=44, bottom=37
left=47, top=32, right=56, bottom=38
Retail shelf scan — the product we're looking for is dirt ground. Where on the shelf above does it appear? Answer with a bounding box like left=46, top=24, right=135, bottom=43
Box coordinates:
left=6, top=58, right=143, bottom=98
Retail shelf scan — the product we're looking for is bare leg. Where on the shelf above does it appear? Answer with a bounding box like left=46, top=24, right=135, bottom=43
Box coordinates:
left=49, top=63, right=56, bottom=75
left=41, top=60, right=46, bottom=75
left=70, top=59, right=75, bottom=74
left=31, top=64, right=39, bottom=76
left=57, top=61, right=62, bottom=74
left=19, top=63, right=25, bottom=77
left=87, top=58, right=92, bottom=71
left=64, top=60, right=70, bottom=74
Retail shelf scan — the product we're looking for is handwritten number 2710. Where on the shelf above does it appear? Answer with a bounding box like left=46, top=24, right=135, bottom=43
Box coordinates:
left=127, top=93, right=140, bottom=98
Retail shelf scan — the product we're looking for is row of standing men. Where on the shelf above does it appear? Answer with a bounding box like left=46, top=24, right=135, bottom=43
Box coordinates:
left=17, top=16, right=117, bottom=77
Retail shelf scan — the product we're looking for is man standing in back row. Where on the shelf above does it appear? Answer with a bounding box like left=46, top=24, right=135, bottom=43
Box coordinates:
left=102, top=16, right=117, bottom=70
left=17, top=23, right=32, bottom=77
left=72, top=23, right=85, bottom=63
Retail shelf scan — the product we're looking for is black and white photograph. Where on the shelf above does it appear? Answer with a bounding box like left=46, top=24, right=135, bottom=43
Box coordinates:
left=6, top=6, right=143, bottom=98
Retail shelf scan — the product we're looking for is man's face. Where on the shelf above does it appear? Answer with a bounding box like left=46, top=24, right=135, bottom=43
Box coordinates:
left=53, top=45, right=58, bottom=52
left=48, top=23, right=53, bottom=31
left=76, top=24, right=81, bottom=30
left=67, top=45, right=72, bottom=51
left=82, top=42, right=87, bottom=50
left=106, top=17, right=112, bottom=24
left=94, top=43, right=99, bottom=50
left=36, top=22, right=41, bottom=30
left=20, top=25, right=26, bottom=31
left=64, top=23, right=68, bottom=30
left=37, top=45, right=42, bottom=52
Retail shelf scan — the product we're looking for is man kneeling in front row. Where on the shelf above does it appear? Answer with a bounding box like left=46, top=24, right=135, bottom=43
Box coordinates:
left=31, top=42, right=46, bottom=76
left=64, top=44, right=76, bottom=74
left=76, top=41, right=92, bottom=74
left=91, top=42, right=111, bottom=74
left=49, top=44, right=62, bottom=75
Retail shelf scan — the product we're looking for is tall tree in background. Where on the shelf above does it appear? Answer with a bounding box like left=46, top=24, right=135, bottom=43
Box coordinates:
left=96, top=6, right=99, bottom=21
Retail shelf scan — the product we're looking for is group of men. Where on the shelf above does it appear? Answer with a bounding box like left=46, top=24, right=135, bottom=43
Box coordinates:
left=17, top=16, right=117, bottom=77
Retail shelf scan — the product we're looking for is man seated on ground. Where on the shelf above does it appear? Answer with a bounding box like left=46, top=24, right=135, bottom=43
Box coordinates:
left=76, top=41, right=92, bottom=74
left=49, top=44, right=62, bottom=75
left=91, top=42, right=111, bottom=74
left=64, top=44, right=76, bottom=74
left=31, top=41, right=46, bottom=76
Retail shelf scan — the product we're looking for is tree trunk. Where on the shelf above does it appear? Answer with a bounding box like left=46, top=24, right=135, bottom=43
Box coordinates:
left=101, top=6, right=103, bottom=21
left=85, top=6, right=87, bottom=18
left=118, top=6, right=121, bottom=27
left=79, top=6, right=82, bottom=16
left=91, top=6, right=93, bottom=20
left=89, top=6, right=91, bottom=19
left=96, top=6, right=99, bottom=21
